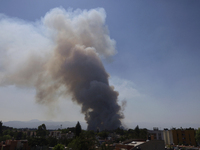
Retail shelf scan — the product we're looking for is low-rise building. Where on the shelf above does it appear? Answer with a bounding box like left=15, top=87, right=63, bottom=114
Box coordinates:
left=0, top=140, right=30, bottom=150
left=163, top=128, right=197, bottom=146
left=65, top=131, right=75, bottom=139
left=148, top=127, right=164, bottom=140
left=49, top=130, right=75, bottom=139
left=115, top=139, right=165, bottom=150
left=49, top=131, right=62, bottom=139
left=163, top=129, right=173, bottom=145
left=171, top=128, right=196, bottom=146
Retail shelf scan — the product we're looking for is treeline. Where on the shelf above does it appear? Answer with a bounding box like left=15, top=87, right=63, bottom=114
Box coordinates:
left=0, top=121, right=148, bottom=150
left=0, top=121, right=27, bottom=141
left=114, top=125, right=148, bottom=142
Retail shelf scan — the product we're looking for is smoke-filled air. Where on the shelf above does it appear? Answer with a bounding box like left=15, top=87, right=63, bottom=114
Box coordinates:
left=0, top=7, right=125, bottom=130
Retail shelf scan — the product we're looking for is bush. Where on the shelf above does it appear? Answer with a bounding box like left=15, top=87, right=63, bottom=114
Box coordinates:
left=53, top=144, right=65, bottom=150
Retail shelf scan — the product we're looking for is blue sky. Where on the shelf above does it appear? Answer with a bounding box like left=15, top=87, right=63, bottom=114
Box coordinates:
left=0, top=0, right=200, bottom=129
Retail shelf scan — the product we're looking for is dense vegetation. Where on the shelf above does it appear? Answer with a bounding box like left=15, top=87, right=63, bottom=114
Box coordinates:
left=0, top=121, right=148, bottom=150
left=196, top=128, right=200, bottom=145
left=0, top=121, right=27, bottom=141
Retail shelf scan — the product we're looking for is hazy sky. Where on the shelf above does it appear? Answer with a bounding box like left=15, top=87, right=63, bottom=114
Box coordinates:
left=0, top=0, right=200, bottom=130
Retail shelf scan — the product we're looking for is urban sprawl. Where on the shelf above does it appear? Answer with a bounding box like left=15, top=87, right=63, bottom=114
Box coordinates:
left=0, top=121, right=200, bottom=150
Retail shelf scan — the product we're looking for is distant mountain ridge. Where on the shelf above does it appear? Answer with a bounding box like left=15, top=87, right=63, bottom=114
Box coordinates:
left=3, top=120, right=87, bottom=130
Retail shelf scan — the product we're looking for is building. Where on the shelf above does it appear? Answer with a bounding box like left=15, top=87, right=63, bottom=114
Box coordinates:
left=65, top=131, right=75, bottom=139
left=0, top=140, right=30, bottom=150
left=131, top=140, right=165, bottom=150
left=49, top=130, right=75, bottom=139
left=148, top=127, right=163, bottom=140
left=163, top=129, right=173, bottom=145
left=49, top=131, right=62, bottom=139
left=115, top=139, right=165, bottom=150
left=171, top=128, right=196, bottom=146
left=115, top=139, right=145, bottom=150
left=163, top=128, right=197, bottom=146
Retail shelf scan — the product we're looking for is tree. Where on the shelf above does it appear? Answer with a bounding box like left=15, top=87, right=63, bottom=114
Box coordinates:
left=32, top=132, right=35, bottom=138
left=28, top=137, right=48, bottom=147
left=115, top=127, right=125, bottom=135
left=15, top=131, right=23, bottom=140
left=100, top=142, right=112, bottom=150
left=48, top=137, right=58, bottom=147
left=0, top=135, right=11, bottom=141
left=134, top=125, right=140, bottom=138
left=196, top=128, right=200, bottom=145
left=0, top=121, right=2, bottom=136
left=67, top=131, right=97, bottom=150
left=98, top=131, right=108, bottom=139
left=139, top=128, right=147, bottom=139
left=36, top=124, right=48, bottom=137
left=53, top=144, right=64, bottom=150
left=75, top=121, right=82, bottom=137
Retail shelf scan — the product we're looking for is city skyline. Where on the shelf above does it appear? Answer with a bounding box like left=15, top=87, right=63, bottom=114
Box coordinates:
left=0, top=0, right=200, bottom=130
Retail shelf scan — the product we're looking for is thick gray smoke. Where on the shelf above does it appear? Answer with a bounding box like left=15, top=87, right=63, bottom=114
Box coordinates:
left=0, top=7, right=124, bottom=130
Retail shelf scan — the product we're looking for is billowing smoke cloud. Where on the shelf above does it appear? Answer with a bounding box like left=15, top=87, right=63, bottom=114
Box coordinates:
left=0, top=7, right=124, bottom=130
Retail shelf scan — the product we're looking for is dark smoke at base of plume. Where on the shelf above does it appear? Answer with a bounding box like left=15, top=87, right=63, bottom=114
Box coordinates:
left=41, top=45, right=124, bottom=131
left=0, top=8, right=125, bottom=131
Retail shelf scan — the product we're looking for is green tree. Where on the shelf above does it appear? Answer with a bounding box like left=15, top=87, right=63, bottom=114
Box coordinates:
left=196, top=128, right=200, bottom=145
left=28, top=137, right=48, bottom=147
left=53, top=144, right=64, bottom=150
left=67, top=130, right=97, bottom=150
left=100, top=142, right=112, bottom=150
left=0, top=135, right=12, bottom=141
left=115, top=127, right=124, bottom=135
left=32, top=132, right=35, bottom=137
left=36, top=124, right=48, bottom=137
left=98, top=131, right=108, bottom=139
left=15, top=131, right=23, bottom=140
left=0, top=121, right=2, bottom=136
left=139, top=128, right=147, bottom=139
left=61, top=129, right=69, bottom=134
left=75, top=121, right=82, bottom=137
left=48, top=137, right=58, bottom=147
left=134, top=125, right=140, bottom=138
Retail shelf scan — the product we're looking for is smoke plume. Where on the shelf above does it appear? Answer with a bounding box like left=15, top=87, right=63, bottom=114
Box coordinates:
left=0, top=7, right=124, bottom=130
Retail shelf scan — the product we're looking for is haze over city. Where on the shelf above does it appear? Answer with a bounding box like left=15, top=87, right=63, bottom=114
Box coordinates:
left=0, top=0, right=200, bottom=130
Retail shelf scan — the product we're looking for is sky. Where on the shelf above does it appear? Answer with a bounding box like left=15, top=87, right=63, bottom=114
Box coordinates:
left=0, top=0, right=200, bottom=130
